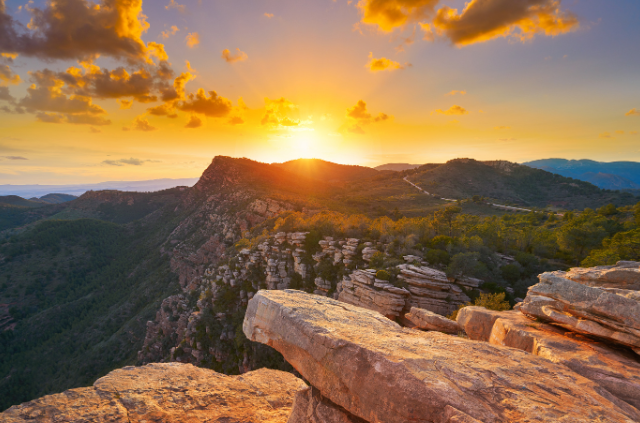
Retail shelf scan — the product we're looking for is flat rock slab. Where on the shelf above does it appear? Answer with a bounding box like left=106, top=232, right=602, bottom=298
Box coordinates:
left=403, top=306, right=461, bottom=334
left=458, top=307, right=640, bottom=417
left=561, top=261, right=640, bottom=290
left=1, top=363, right=306, bottom=423
left=518, top=273, right=640, bottom=349
left=243, top=289, right=637, bottom=423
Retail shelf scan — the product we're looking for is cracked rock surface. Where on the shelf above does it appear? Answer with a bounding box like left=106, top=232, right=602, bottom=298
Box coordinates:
left=1, top=363, right=306, bottom=423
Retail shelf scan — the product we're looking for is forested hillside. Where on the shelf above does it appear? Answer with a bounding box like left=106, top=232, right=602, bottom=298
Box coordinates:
left=1, top=156, right=640, bottom=411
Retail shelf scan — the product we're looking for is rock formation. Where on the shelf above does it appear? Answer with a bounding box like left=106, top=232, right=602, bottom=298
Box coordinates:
left=244, top=289, right=638, bottom=422
left=402, top=306, right=461, bottom=334
left=338, top=269, right=409, bottom=319
left=1, top=363, right=305, bottom=423
left=517, top=265, right=640, bottom=353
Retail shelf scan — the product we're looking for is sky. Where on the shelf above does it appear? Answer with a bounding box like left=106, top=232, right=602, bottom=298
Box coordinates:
left=0, top=0, right=639, bottom=184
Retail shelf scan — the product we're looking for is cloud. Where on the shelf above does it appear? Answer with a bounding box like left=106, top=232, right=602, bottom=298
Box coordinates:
left=357, top=0, right=439, bottom=31
left=343, top=100, right=390, bottom=133
left=264, top=13, right=274, bottom=18
left=66, top=114, right=111, bottom=125
left=0, top=85, right=14, bottom=102
left=615, top=130, right=625, bottom=135
left=161, top=25, right=180, bottom=39
left=185, top=32, right=200, bottom=48
left=228, top=116, right=244, bottom=125
left=432, top=0, right=579, bottom=46
left=124, top=116, right=157, bottom=132
left=1, top=155, right=27, bottom=160
left=118, top=99, right=133, bottom=109
left=90, top=127, right=101, bottom=133
left=0, top=0, right=165, bottom=63
left=36, top=112, right=64, bottom=123
left=366, top=54, right=409, bottom=72
left=348, top=124, right=366, bottom=134
left=102, top=157, right=153, bottom=166
left=626, top=108, right=640, bottom=117
left=446, top=90, right=466, bottom=96
left=434, top=105, right=468, bottom=115
left=185, top=114, right=202, bottom=128
left=347, top=100, right=371, bottom=120
left=178, top=88, right=233, bottom=117
left=165, top=0, right=186, bottom=13
left=494, top=125, right=510, bottom=130
left=0, top=63, right=20, bottom=86
left=261, top=97, right=300, bottom=127
left=599, top=132, right=612, bottom=139
left=221, top=48, right=248, bottom=63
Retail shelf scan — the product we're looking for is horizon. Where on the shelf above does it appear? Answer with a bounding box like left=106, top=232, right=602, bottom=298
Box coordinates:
left=1, top=0, right=639, bottom=185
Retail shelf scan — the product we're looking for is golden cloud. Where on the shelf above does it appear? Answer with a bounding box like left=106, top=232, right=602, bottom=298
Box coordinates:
left=357, top=0, right=439, bottom=31
left=626, top=108, right=640, bottom=117
left=264, top=13, right=274, bottom=18
left=344, top=99, right=390, bottom=134
left=130, top=116, right=157, bottom=131
left=366, top=54, right=409, bottom=72
left=446, top=90, right=466, bottom=96
left=118, top=99, right=133, bottom=109
left=228, top=116, right=244, bottom=125
left=165, top=0, right=186, bottom=13
left=0, top=0, right=166, bottom=63
left=432, top=0, right=579, bottom=46
left=178, top=89, right=233, bottom=117
left=434, top=105, right=468, bottom=115
left=185, top=114, right=203, bottom=129
left=261, top=97, right=300, bottom=127
left=494, top=125, right=510, bottom=130
left=222, top=48, right=248, bottom=63
left=0, top=63, right=20, bottom=86
left=161, top=25, right=180, bottom=39
left=186, top=33, right=200, bottom=48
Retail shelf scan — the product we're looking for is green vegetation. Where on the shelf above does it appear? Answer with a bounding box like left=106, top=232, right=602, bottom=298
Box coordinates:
left=448, top=292, right=511, bottom=320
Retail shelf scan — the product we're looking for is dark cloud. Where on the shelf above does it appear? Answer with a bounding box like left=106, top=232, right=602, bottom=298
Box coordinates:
left=0, top=0, right=165, bottom=63
left=0, top=85, right=13, bottom=102
left=432, top=0, right=579, bottom=46
left=1, top=155, right=27, bottom=160
left=0, top=63, right=20, bottom=85
left=66, top=114, right=111, bottom=126
left=36, top=112, right=64, bottom=123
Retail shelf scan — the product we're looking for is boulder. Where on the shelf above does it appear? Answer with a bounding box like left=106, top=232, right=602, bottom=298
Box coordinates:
left=244, top=290, right=637, bottom=423
left=1, top=363, right=306, bottom=423
left=561, top=261, right=640, bottom=290
left=458, top=307, right=640, bottom=414
left=403, top=307, right=460, bottom=334
left=518, top=272, right=640, bottom=350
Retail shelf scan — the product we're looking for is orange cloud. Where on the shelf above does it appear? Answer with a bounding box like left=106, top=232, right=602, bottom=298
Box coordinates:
left=261, top=97, right=300, bottom=127
left=344, top=100, right=390, bottom=134
left=358, top=0, right=439, bottom=31
left=494, top=125, right=510, bottom=130
left=185, top=115, right=203, bottom=129
left=221, top=48, right=248, bottom=63
left=118, top=99, right=133, bottom=109
left=366, top=54, right=409, bottom=72
left=264, top=13, right=274, bottom=18
left=0, top=64, right=20, bottom=86
left=128, top=116, right=157, bottom=132
left=178, top=89, right=233, bottom=117
left=228, top=116, right=244, bottom=125
left=434, top=105, right=468, bottom=115
left=185, top=33, right=200, bottom=48
left=161, top=25, right=180, bottom=39
left=626, top=108, right=640, bottom=117
left=446, top=90, right=466, bottom=96
left=0, top=0, right=165, bottom=63
left=432, top=0, right=579, bottom=46
left=165, top=0, right=186, bottom=13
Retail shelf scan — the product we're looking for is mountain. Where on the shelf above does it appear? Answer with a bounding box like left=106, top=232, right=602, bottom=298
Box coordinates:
left=2, top=155, right=639, bottom=411
left=272, top=158, right=379, bottom=183
left=0, top=178, right=199, bottom=198
left=523, top=159, right=640, bottom=190
left=0, top=195, right=45, bottom=208
left=29, top=193, right=78, bottom=204
left=374, top=163, right=422, bottom=172
left=407, top=158, right=638, bottom=209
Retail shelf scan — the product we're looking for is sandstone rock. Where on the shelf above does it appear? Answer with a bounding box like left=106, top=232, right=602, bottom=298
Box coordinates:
left=403, top=306, right=460, bottom=334
left=560, top=261, right=640, bottom=290
left=1, top=363, right=306, bottom=423
left=457, top=307, right=640, bottom=415
left=287, top=387, right=365, bottom=423
left=518, top=273, right=640, bottom=349
left=338, top=271, right=409, bottom=319
left=244, top=290, right=637, bottom=423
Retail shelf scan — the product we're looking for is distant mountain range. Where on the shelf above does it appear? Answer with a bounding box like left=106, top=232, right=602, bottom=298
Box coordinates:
left=374, top=163, right=422, bottom=172
left=0, top=193, right=77, bottom=208
left=523, top=159, right=640, bottom=190
left=0, top=178, right=199, bottom=198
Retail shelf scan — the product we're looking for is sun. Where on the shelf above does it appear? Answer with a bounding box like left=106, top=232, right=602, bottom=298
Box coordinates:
left=290, top=132, right=317, bottom=158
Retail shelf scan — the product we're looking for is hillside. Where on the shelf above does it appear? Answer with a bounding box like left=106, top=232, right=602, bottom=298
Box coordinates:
left=524, top=159, right=640, bottom=189
left=2, top=155, right=640, bottom=411
left=29, top=194, right=78, bottom=204
left=272, top=158, right=379, bottom=183
left=407, top=159, right=638, bottom=209
left=374, top=163, right=422, bottom=172
left=0, top=196, right=45, bottom=208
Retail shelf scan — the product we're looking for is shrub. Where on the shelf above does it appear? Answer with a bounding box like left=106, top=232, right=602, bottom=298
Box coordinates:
left=375, top=270, right=390, bottom=281
left=448, top=292, right=511, bottom=320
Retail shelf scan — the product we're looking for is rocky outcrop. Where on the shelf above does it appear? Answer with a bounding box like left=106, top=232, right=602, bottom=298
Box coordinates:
left=560, top=261, right=640, bottom=290
left=244, top=289, right=638, bottom=422
left=518, top=271, right=640, bottom=352
left=338, top=269, right=409, bottom=318
left=287, top=387, right=365, bottom=423
left=398, top=264, right=480, bottom=316
left=1, top=363, right=306, bottom=423
left=457, top=307, right=640, bottom=414
left=402, top=306, right=460, bottom=334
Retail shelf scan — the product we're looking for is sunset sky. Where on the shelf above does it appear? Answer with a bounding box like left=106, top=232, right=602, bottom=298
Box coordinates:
left=0, top=0, right=639, bottom=184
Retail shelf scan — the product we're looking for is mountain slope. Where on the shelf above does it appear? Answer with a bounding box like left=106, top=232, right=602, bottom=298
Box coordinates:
left=408, top=159, right=638, bottom=209
left=374, top=163, right=422, bottom=172
left=272, top=158, right=379, bottom=183
left=524, top=159, right=640, bottom=189
left=0, top=195, right=45, bottom=208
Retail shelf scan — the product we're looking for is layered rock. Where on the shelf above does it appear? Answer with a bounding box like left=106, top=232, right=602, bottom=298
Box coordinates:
left=560, top=261, right=640, bottom=290
left=338, top=269, right=409, bottom=318
left=402, top=306, right=460, bottom=334
left=244, top=290, right=638, bottom=422
left=518, top=271, right=640, bottom=352
left=1, top=363, right=306, bottom=423
left=398, top=264, right=480, bottom=316
left=457, top=307, right=640, bottom=414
